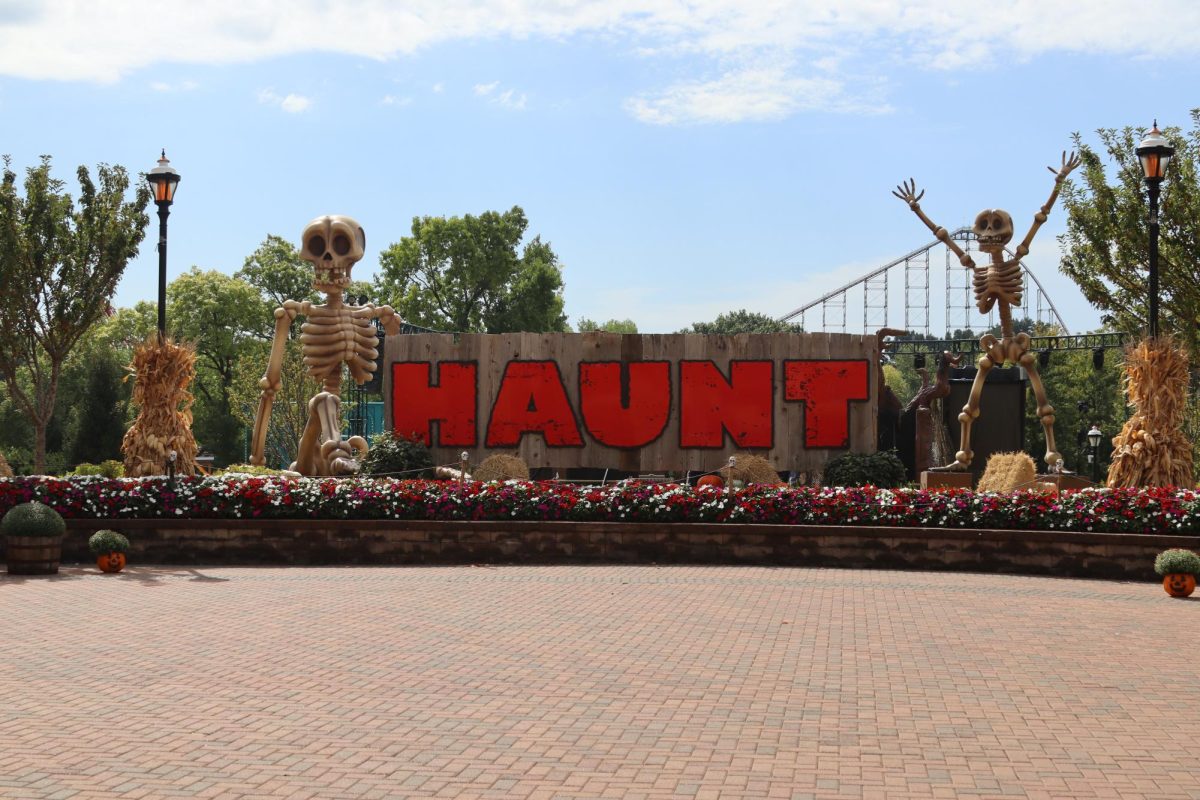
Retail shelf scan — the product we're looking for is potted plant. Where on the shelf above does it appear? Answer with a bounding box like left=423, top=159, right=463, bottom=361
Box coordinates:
left=1153, top=548, right=1200, bottom=598
left=2, top=501, right=66, bottom=575
left=88, top=530, right=130, bottom=574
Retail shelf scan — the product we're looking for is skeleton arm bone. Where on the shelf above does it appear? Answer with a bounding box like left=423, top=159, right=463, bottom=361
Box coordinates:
left=250, top=300, right=306, bottom=466
left=893, top=179, right=977, bottom=269
left=1014, top=151, right=1080, bottom=259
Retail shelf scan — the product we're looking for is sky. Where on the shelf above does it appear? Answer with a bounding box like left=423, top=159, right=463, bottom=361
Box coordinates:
left=1, top=0, right=1198, bottom=335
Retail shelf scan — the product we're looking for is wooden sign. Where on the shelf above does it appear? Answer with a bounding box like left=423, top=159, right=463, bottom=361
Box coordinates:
left=383, top=332, right=878, bottom=474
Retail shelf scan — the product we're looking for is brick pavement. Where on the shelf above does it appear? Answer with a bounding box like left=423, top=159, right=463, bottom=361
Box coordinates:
left=1, top=565, right=1198, bottom=799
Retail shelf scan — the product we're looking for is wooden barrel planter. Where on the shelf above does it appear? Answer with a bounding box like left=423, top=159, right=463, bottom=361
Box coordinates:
left=5, top=535, right=63, bottom=575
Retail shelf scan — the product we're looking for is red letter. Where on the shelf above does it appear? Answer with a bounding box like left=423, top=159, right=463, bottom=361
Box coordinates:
left=391, top=361, right=477, bottom=446
left=783, top=360, right=869, bottom=448
left=486, top=361, right=583, bottom=447
left=679, top=360, right=773, bottom=448
left=579, top=362, right=670, bottom=448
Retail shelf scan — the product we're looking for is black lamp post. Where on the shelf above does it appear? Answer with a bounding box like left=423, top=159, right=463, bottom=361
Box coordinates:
left=146, top=150, right=181, bottom=341
left=1135, top=122, right=1174, bottom=339
left=1087, top=424, right=1103, bottom=483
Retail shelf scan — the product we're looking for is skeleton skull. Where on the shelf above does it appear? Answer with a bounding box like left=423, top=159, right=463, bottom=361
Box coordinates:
left=300, top=215, right=365, bottom=294
left=973, top=209, right=1013, bottom=253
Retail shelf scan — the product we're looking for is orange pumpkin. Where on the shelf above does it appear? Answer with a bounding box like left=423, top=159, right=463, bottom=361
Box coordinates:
left=1162, top=573, right=1195, bottom=598
left=96, top=552, right=126, bottom=574
left=696, top=474, right=724, bottom=489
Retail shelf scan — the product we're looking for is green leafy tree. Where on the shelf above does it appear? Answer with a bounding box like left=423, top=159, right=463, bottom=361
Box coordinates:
left=65, top=350, right=127, bottom=465
left=167, top=268, right=269, bottom=463
left=1059, top=112, right=1200, bottom=353
left=577, top=317, right=638, bottom=333
left=376, top=206, right=567, bottom=333
left=680, top=309, right=804, bottom=334
left=0, top=156, right=149, bottom=472
left=235, top=234, right=318, bottom=309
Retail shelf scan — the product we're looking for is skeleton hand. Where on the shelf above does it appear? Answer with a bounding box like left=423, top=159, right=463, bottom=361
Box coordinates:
left=1048, top=151, right=1081, bottom=182
left=891, top=179, right=926, bottom=207
left=376, top=304, right=403, bottom=336
left=275, top=299, right=304, bottom=322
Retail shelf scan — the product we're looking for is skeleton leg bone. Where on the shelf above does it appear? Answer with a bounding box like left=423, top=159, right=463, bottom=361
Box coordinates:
left=932, top=337, right=999, bottom=472
left=1018, top=351, right=1063, bottom=470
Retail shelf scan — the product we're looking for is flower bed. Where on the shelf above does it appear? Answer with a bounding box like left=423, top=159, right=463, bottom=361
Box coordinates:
left=1, top=476, right=1199, bottom=534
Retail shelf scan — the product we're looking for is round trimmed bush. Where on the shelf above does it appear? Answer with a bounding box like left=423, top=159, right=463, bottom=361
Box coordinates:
left=1, top=501, right=66, bottom=538
left=822, top=450, right=906, bottom=488
left=88, top=530, right=130, bottom=556
left=361, top=432, right=434, bottom=478
left=1154, top=548, right=1200, bottom=576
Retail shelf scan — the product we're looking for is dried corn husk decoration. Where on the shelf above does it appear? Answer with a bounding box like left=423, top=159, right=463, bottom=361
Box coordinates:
left=0, top=450, right=12, bottom=478
left=473, top=453, right=530, bottom=483
left=1107, top=337, right=1194, bottom=489
left=121, top=337, right=199, bottom=477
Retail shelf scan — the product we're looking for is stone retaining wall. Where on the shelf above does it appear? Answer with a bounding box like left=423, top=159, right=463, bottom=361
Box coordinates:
left=6, top=519, right=1192, bottom=580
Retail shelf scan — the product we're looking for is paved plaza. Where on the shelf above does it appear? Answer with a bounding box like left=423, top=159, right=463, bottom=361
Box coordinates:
left=2, top=565, right=1198, bottom=799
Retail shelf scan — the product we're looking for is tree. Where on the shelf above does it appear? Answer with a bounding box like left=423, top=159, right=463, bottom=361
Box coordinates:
left=235, top=234, right=318, bottom=309
left=680, top=309, right=804, bottom=334
left=65, top=350, right=127, bottom=465
left=376, top=206, right=567, bottom=333
left=167, top=268, right=269, bottom=463
left=1059, top=112, right=1200, bottom=353
left=577, top=317, right=638, bottom=333
left=0, top=156, right=149, bottom=472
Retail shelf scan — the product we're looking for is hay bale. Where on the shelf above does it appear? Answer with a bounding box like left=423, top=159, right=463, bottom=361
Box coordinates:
left=121, top=337, right=199, bottom=477
left=473, top=454, right=530, bottom=483
left=1108, top=337, right=1194, bottom=489
left=976, top=451, right=1036, bottom=493
left=724, top=452, right=785, bottom=486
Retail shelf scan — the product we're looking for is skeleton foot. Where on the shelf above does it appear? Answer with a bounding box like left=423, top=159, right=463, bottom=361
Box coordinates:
left=321, top=437, right=367, bottom=475
left=928, top=460, right=969, bottom=473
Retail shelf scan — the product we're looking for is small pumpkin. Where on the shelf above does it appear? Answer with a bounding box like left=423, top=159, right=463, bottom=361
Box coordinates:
left=1163, top=573, right=1195, bottom=598
left=696, top=474, right=724, bottom=489
left=96, top=552, right=126, bottom=573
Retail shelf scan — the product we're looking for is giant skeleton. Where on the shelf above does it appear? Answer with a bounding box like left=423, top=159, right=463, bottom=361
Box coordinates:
left=893, top=151, right=1081, bottom=472
left=250, top=216, right=402, bottom=474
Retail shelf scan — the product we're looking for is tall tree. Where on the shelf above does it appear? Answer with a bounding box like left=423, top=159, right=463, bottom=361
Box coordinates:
left=235, top=234, right=318, bottom=309
left=577, top=317, right=639, bottom=333
left=680, top=309, right=804, bottom=334
left=0, top=156, right=149, bottom=472
left=167, top=268, right=268, bottom=463
left=376, top=206, right=567, bottom=333
left=1059, top=112, right=1200, bottom=353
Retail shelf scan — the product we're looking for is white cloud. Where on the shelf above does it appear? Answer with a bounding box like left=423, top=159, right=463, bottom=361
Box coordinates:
left=380, top=94, right=413, bottom=107
left=3, top=1, right=1198, bottom=124
left=473, top=81, right=498, bottom=96
left=258, top=88, right=311, bottom=113
left=626, top=65, right=888, bottom=125
left=431, top=82, right=444, bottom=93
left=150, top=79, right=198, bottom=92
left=474, top=81, right=527, bottom=110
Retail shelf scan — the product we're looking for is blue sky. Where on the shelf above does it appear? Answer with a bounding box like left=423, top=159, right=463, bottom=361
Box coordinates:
left=1, top=1, right=1198, bottom=334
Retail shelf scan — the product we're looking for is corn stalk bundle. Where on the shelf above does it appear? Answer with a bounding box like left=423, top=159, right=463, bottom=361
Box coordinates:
left=723, top=452, right=785, bottom=486
left=0, top=450, right=12, bottom=478
left=472, top=453, right=530, bottom=483
left=1107, top=337, right=1194, bottom=488
left=121, top=337, right=199, bottom=477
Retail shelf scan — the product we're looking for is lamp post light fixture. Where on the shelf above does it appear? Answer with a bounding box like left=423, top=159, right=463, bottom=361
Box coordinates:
left=1135, top=122, right=1174, bottom=339
left=1087, top=424, right=1103, bottom=483
left=146, top=150, right=181, bottom=341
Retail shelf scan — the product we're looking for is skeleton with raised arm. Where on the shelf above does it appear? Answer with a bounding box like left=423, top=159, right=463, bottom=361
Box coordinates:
left=892, top=151, right=1081, bottom=472
left=250, top=215, right=402, bottom=475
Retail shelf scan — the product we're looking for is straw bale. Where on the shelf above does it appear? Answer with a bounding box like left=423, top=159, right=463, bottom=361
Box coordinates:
left=473, top=453, right=530, bottom=483
left=976, top=451, right=1036, bottom=493
left=723, top=452, right=785, bottom=486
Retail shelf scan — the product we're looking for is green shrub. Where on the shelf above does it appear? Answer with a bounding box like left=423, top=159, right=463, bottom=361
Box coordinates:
left=822, top=450, right=906, bottom=489
left=70, top=462, right=105, bottom=477
left=88, top=529, right=130, bottom=555
left=1, top=501, right=66, bottom=538
left=98, top=460, right=125, bottom=478
left=361, top=431, right=434, bottom=478
left=1154, top=548, right=1200, bottom=576
left=220, top=463, right=288, bottom=476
